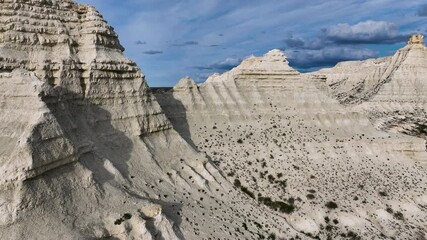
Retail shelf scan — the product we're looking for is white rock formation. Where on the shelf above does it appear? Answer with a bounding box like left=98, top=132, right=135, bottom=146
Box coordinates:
left=0, top=1, right=302, bottom=239
left=313, top=34, right=427, bottom=144
left=156, top=47, right=427, bottom=239
left=1, top=0, right=426, bottom=239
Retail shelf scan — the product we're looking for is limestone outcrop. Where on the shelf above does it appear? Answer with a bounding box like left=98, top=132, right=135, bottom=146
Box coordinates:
left=408, top=34, right=424, bottom=45
left=313, top=34, right=427, bottom=144
left=0, top=0, right=172, bottom=182
left=1, top=0, right=427, bottom=239
left=156, top=48, right=427, bottom=239
left=0, top=1, right=300, bottom=239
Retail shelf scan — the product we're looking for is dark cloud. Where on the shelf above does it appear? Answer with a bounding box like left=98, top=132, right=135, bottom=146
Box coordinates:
left=194, top=57, right=242, bottom=71
left=418, top=4, right=427, bottom=16
left=282, top=20, right=406, bottom=71
left=283, top=36, right=305, bottom=48
left=286, top=47, right=377, bottom=70
left=322, top=21, right=406, bottom=44
left=283, top=36, right=324, bottom=50
left=284, top=21, right=407, bottom=50
left=194, top=66, right=213, bottom=70
left=136, top=40, right=147, bottom=45
left=172, top=41, right=199, bottom=47
left=143, top=50, right=163, bottom=55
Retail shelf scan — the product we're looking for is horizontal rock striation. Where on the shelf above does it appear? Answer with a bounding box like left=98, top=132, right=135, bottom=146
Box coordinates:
left=0, top=1, right=303, bottom=239
left=313, top=34, right=427, bottom=149
left=0, top=0, right=171, bottom=181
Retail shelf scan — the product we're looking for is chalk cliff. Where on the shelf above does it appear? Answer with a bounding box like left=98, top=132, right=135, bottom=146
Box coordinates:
left=156, top=48, right=427, bottom=239
left=313, top=34, right=427, bottom=142
left=1, top=0, right=427, bottom=239
left=0, top=1, right=299, bottom=239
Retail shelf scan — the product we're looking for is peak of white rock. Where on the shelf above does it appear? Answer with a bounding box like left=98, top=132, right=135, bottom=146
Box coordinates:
left=199, top=49, right=299, bottom=86
left=173, top=76, right=197, bottom=90
left=407, top=33, right=424, bottom=45
left=311, top=34, right=427, bottom=153
left=236, top=49, right=298, bottom=75
left=263, top=49, right=289, bottom=62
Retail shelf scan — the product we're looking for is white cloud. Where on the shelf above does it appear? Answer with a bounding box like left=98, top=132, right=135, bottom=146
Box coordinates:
left=323, top=21, right=406, bottom=44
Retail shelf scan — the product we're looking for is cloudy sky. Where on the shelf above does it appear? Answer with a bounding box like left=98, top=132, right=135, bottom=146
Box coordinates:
left=79, top=0, right=427, bottom=87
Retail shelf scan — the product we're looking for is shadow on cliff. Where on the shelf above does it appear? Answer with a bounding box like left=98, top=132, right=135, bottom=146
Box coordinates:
left=147, top=199, right=185, bottom=239
left=27, top=86, right=185, bottom=239
left=41, top=87, right=134, bottom=185
left=154, top=90, right=198, bottom=149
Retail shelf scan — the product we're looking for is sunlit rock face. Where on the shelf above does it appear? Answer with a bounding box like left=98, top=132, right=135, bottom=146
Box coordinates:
left=0, top=1, right=303, bottom=239
left=156, top=47, right=427, bottom=239
left=1, top=0, right=427, bottom=238
left=0, top=0, right=172, bottom=183
left=313, top=34, right=427, bottom=145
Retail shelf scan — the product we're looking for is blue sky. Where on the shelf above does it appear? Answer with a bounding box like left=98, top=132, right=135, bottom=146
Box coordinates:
left=78, top=0, right=427, bottom=87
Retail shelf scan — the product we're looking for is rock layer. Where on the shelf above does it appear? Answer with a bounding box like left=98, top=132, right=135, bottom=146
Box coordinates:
left=1, top=1, right=427, bottom=239
left=0, top=0, right=171, bottom=182
left=156, top=48, right=427, bottom=239
left=0, top=1, right=300, bottom=239
left=313, top=35, right=427, bottom=149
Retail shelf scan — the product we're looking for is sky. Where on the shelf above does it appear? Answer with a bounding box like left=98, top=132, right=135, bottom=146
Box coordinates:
left=78, top=0, right=427, bottom=87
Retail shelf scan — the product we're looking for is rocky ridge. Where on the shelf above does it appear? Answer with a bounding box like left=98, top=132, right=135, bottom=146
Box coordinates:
left=156, top=44, right=427, bottom=239
left=0, top=0, right=426, bottom=239
left=313, top=34, right=427, bottom=147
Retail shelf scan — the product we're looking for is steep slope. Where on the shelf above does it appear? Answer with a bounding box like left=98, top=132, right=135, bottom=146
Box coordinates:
left=156, top=50, right=427, bottom=239
left=313, top=34, right=427, bottom=141
left=0, top=1, right=301, bottom=239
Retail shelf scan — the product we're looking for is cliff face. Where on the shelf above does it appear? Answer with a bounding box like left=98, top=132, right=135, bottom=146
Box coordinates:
left=0, top=0, right=171, bottom=183
left=156, top=49, right=427, bottom=239
left=0, top=1, right=300, bottom=239
left=313, top=36, right=427, bottom=142
left=1, top=1, right=427, bottom=239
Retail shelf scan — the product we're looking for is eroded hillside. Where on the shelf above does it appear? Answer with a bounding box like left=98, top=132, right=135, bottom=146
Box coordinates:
left=1, top=0, right=426, bottom=239
left=156, top=49, right=427, bottom=239
left=313, top=34, right=427, bottom=145
left=0, top=1, right=303, bottom=239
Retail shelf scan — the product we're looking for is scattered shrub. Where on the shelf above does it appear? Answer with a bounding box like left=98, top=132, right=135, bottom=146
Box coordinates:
left=306, top=194, right=315, bottom=200
left=242, top=222, right=248, bottom=231
left=379, top=191, right=388, bottom=197
left=234, top=179, right=241, bottom=187
left=325, top=201, right=338, bottom=209
left=259, top=197, right=295, bottom=214
left=114, top=213, right=132, bottom=225
left=267, top=233, right=277, bottom=240
left=393, top=211, right=404, bottom=221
